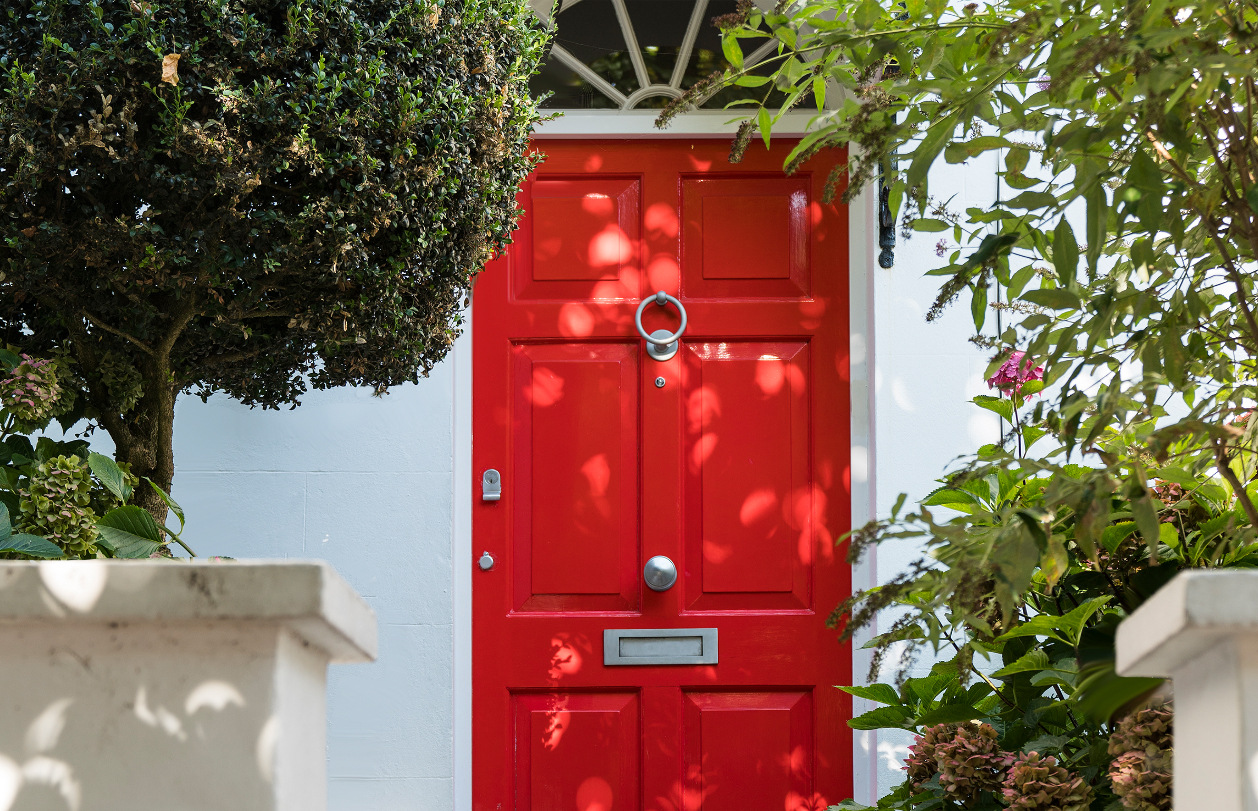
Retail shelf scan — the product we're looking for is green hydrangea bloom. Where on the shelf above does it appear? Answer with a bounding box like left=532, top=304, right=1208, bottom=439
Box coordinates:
left=19, top=455, right=98, bottom=557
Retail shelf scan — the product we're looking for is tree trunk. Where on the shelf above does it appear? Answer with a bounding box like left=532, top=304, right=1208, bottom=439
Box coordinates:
left=113, top=386, right=177, bottom=529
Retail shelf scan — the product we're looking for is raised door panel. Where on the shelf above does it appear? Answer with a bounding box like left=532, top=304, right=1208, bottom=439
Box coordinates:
left=681, top=176, right=812, bottom=299
left=514, top=691, right=640, bottom=811
left=512, top=342, right=640, bottom=612
left=515, top=177, right=643, bottom=301
left=682, top=341, right=811, bottom=611
left=683, top=691, right=816, bottom=811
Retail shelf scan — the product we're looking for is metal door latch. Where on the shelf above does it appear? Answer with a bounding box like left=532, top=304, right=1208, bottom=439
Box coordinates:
left=481, top=469, right=501, bottom=501
left=478, top=551, right=495, bottom=571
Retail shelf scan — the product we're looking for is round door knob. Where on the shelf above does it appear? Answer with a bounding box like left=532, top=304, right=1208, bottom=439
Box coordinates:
left=478, top=551, right=495, bottom=571
left=643, top=555, right=677, bottom=592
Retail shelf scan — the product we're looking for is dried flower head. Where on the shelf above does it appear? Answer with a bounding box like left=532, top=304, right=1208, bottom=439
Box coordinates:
left=905, top=723, right=952, bottom=789
left=1108, top=706, right=1172, bottom=811
left=934, top=723, right=1012, bottom=803
left=1002, top=752, right=1092, bottom=811
left=987, top=350, right=1044, bottom=396
left=905, top=723, right=1011, bottom=804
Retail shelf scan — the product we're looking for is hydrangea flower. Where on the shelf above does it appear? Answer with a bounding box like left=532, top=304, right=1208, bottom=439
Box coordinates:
left=905, top=723, right=1012, bottom=804
left=0, top=354, right=61, bottom=424
left=18, top=455, right=98, bottom=556
left=1108, top=706, right=1172, bottom=811
left=987, top=351, right=1044, bottom=396
left=1001, top=752, right=1092, bottom=811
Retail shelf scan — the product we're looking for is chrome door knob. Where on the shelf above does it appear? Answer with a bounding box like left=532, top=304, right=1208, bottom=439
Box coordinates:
left=643, top=555, right=678, bottom=592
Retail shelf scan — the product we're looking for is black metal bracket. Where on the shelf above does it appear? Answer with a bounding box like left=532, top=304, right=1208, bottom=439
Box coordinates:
left=878, top=163, right=896, bottom=268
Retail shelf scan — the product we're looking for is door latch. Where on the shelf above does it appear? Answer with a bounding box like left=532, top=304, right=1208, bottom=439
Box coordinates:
left=481, top=469, right=502, bottom=501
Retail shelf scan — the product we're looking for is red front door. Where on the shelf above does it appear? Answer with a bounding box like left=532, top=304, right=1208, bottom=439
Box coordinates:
left=472, top=140, right=851, bottom=811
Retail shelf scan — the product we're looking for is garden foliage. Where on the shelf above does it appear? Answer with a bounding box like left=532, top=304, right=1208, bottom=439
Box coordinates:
left=0, top=0, right=548, bottom=520
left=0, top=347, right=192, bottom=559
left=656, top=0, right=1258, bottom=807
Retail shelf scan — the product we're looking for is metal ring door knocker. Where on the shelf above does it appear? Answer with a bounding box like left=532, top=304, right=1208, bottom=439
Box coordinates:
left=635, top=291, right=688, bottom=362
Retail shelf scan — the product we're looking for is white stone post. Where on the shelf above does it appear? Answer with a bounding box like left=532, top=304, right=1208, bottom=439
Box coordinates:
left=1117, top=569, right=1258, bottom=811
left=0, top=560, right=376, bottom=811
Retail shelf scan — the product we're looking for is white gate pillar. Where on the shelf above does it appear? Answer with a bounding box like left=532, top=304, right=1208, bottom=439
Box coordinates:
left=0, top=560, right=376, bottom=811
left=1117, top=570, right=1258, bottom=811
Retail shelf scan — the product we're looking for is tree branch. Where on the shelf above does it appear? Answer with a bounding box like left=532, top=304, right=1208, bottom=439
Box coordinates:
left=80, top=310, right=154, bottom=356
left=1214, top=438, right=1258, bottom=529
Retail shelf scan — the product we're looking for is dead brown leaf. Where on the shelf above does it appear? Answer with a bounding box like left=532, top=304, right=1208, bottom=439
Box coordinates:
left=161, top=54, right=180, bottom=86
left=20, top=227, right=35, bottom=237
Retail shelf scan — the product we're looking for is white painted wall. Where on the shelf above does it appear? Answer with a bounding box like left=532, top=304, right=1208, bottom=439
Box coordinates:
left=167, top=366, right=463, bottom=811
left=868, top=152, right=1002, bottom=796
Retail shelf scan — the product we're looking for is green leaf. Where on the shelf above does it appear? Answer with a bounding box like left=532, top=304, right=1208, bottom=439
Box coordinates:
left=992, top=648, right=1051, bottom=677
left=0, top=502, right=10, bottom=541
left=838, top=683, right=902, bottom=706
left=1085, top=183, right=1107, bottom=276
left=1131, top=487, right=1162, bottom=560
left=921, top=487, right=982, bottom=509
left=916, top=704, right=986, bottom=725
left=1021, top=288, right=1081, bottom=310
left=1005, top=146, right=1029, bottom=175
left=1052, top=219, right=1078, bottom=285
left=722, top=35, right=744, bottom=70
left=0, top=533, right=64, bottom=558
left=97, top=505, right=164, bottom=558
left=963, top=232, right=1018, bottom=270
left=997, top=596, right=1111, bottom=645
left=911, top=218, right=950, bottom=232
left=1004, top=190, right=1056, bottom=210
left=1101, top=521, right=1137, bottom=553
left=0, top=348, right=20, bottom=371
left=971, top=281, right=988, bottom=332
left=143, top=477, right=185, bottom=533
left=757, top=106, right=771, bottom=149
left=853, top=0, right=882, bottom=29
left=906, top=112, right=961, bottom=191
left=89, top=452, right=131, bottom=504
left=847, top=704, right=912, bottom=730
left=973, top=394, right=1013, bottom=421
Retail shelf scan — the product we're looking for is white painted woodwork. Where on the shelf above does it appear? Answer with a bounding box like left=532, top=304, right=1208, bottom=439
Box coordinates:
left=1117, top=569, right=1258, bottom=811
left=0, top=560, right=374, bottom=811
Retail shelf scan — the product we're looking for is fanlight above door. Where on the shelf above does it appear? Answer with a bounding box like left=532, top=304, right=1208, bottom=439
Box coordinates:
left=529, top=0, right=779, bottom=110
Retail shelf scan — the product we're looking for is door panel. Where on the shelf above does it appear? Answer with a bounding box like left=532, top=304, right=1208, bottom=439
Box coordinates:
left=515, top=177, right=643, bottom=301
left=682, top=176, right=812, bottom=298
left=512, top=342, right=640, bottom=612
left=683, top=341, right=811, bottom=610
left=514, top=691, right=640, bottom=811
left=474, top=140, right=851, bottom=811
left=683, top=691, right=814, bottom=811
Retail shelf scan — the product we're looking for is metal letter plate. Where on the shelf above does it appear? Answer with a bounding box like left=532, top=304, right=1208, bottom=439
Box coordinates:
left=603, top=628, right=718, bottom=666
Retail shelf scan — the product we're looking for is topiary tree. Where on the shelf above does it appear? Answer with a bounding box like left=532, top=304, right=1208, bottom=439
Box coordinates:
left=0, top=0, right=548, bottom=522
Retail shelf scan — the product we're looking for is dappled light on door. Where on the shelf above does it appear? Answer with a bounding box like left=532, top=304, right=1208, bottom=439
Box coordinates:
left=473, top=140, right=851, bottom=810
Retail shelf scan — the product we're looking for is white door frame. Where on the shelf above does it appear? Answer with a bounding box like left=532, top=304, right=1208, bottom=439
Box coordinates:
left=451, top=110, right=879, bottom=810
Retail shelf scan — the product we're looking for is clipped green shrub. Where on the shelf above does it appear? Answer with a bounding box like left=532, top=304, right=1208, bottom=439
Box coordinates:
left=0, top=0, right=548, bottom=520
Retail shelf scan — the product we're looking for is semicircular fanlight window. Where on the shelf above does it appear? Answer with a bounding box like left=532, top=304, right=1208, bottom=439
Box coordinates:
left=530, top=0, right=800, bottom=111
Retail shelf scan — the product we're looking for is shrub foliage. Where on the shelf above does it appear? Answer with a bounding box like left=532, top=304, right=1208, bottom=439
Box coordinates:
left=0, top=0, right=547, bottom=518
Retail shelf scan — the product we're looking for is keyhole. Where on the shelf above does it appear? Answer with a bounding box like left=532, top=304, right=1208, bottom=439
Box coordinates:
left=654, top=377, right=665, bottom=388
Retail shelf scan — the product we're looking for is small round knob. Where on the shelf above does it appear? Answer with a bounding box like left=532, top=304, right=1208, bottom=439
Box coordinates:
left=654, top=376, right=666, bottom=388
left=643, top=555, right=677, bottom=592
left=478, top=551, right=495, bottom=571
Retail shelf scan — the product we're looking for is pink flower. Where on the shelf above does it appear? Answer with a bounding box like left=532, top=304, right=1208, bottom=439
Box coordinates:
left=987, top=351, right=1043, bottom=396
